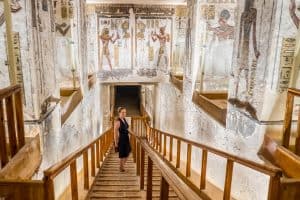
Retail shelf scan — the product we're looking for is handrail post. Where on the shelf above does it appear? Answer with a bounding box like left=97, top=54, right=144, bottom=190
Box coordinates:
left=200, top=149, right=207, bottom=190
left=91, top=144, right=96, bottom=176
left=159, top=132, right=162, bottom=153
left=267, top=173, right=281, bottom=200
left=160, top=176, right=169, bottom=200
left=137, top=141, right=141, bottom=176
left=6, top=95, right=18, bottom=156
left=96, top=140, right=100, bottom=168
left=83, top=150, right=89, bottom=190
left=176, top=140, right=181, bottom=168
left=163, top=134, right=167, bottom=157
left=15, top=90, right=25, bottom=148
left=282, top=92, right=294, bottom=148
left=147, top=156, right=153, bottom=200
left=223, top=159, right=234, bottom=200
left=140, top=147, right=145, bottom=190
left=186, top=143, right=192, bottom=177
left=169, top=136, right=173, bottom=162
left=0, top=100, right=8, bottom=166
left=44, top=176, right=55, bottom=200
left=70, top=160, right=79, bottom=200
left=296, top=108, right=300, bottom=155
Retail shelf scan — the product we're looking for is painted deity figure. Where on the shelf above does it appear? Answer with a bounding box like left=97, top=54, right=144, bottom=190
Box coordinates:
left=234, top=0, right=260, bottom=99
left=99, top=28, right=119, bottom=70
left=151, top=27, right=170, bottom=70
left=206, top=9, right=234, bottom=77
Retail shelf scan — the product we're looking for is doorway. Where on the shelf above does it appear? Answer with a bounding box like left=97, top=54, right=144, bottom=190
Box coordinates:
left=114, top=85, right=141, bottom=116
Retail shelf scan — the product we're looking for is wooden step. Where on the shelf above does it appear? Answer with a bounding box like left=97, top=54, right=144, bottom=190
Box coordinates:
left=87, top=149, right=179, bottom=200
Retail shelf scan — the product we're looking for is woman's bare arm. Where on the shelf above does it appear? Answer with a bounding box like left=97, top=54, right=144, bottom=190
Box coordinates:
left=114, top=121, right=120, bottom=147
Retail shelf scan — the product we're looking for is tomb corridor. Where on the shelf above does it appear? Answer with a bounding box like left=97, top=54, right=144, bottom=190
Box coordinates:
left=1, top=0, right=300, bottom=199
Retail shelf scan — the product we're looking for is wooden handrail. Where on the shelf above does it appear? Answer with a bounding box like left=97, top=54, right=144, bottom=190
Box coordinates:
left=0, top=84, right=25, bottom=168
left=138, top=137, right=201, bottom=200
left=131, top=118, right=283, bottom=200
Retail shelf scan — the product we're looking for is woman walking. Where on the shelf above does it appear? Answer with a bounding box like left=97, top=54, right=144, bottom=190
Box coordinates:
left=114, top=107, right=131, bottom=172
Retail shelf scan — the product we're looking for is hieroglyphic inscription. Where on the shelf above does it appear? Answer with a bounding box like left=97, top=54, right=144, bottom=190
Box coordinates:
left=277, top=38, right=296, bottom=92
left=200, top=5, right=215, bottom=20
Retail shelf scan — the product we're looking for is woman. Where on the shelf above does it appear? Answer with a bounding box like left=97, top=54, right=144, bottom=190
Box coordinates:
left=114, top=107, right=131, bottom=172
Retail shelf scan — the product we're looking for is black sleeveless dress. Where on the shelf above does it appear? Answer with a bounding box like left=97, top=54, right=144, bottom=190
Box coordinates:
left=118, top=118, right=131, bottom=158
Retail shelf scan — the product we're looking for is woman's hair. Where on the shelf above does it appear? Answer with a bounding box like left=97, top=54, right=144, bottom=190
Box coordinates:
left=118, top=107, right=126, bottom=113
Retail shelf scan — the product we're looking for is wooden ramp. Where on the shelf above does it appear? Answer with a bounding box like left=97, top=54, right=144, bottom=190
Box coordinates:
left=86, top=149, right=179, bottom=200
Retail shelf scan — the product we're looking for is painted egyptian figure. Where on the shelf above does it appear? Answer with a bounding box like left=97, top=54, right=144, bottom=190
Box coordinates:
left=99, top=27, right=119, bottom=70
left=206, top=9, right=234, bottom=77
left=235, top=0, right=260, bottom=98
left=151, top=26, right=170, bottom=70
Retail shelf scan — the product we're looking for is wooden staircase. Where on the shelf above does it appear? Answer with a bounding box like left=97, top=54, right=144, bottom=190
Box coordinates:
left=87, top=149, right=179, bottom=200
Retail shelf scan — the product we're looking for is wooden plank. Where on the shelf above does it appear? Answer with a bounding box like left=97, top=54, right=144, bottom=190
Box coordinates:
left=6, top=95, right=18, bottom=156
left=83, top=151, right=89, bottom=190
left=186, top=143, right=192, bottom=177
left=147, top=156, right=153, bottom=200
left=91, top=144, right=96, bottom=176
left=70, top=160, right=78, bottom=200
left=169, top=136, right=173, bottom=162
left=0, top=99, right=8, bottom=166
left=282, top=92, right=294, bottom=148
left=223, top=159, right=234, bottom=200
left=200, top=149, right=207, bottom=190
left=176, top=140, right=181, bottom=168
left=140, top=147, right=145, bottom=190
left=14, top=90, right=25, bottom=148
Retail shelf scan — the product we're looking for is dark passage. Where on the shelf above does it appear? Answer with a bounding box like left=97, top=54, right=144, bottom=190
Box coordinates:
left=114, top=86, right=141, bottom=116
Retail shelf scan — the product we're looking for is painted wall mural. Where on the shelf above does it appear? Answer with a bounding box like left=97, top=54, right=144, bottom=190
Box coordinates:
left=196, top=1, right=236, bottom=92
left=98, top=17, right=132, bottom=71
left=136, top=18, right=171, bottom=74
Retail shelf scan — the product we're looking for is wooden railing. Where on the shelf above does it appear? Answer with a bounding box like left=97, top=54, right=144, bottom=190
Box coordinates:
left=282, top=88, right=300, bottom=155
left=129, top=125, right=201, bottom=200
left=43, top=128, right=113, bottom=200
left=131, top=118, right=283, bottom=200
left=0, top=128, right=113, bottom=200
left=0, top=84, right=25, bottom=168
